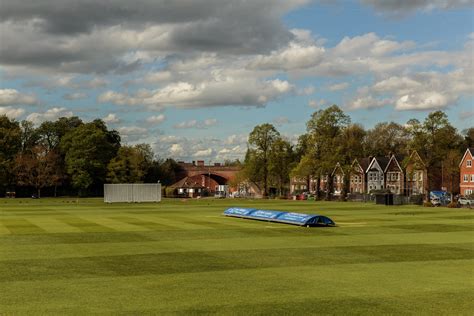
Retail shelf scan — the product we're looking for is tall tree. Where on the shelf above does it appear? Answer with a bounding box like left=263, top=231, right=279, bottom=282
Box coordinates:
left=60, top=120, right=120, bottom=195
left=338, top=124, right=366, bottom=199
left=0, top=115, right=22, bottom=193
left=106, top=145, right=153, bottom=183
left=365, top=122, right=409, bottom=156
left=407, top=111, right=462, bottom=199
left=269, top=137, right=294, bottom=196
left=248, top=124, right=280, bottom=196
left=306, top=105, right=350, bottom=200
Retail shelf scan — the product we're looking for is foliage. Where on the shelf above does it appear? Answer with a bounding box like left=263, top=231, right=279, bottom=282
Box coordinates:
left=423, top=201, right=434, bottom=207
left=247, top=123, right=280, bottom=196
left=14, top=145, right=62, bottom=197
left=60, top=120, right=120, bottom=192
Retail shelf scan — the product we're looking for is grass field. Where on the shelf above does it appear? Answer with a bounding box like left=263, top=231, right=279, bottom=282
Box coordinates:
left=0, top=198, right=473, bottom=315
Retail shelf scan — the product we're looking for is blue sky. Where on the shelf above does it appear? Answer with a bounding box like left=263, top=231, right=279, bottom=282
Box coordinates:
left=0, top=0, right=473, bottom=161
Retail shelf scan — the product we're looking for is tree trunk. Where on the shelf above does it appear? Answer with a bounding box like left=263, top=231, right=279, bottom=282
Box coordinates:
left=54, top=185, right=57, bottom=197
left=316, top=176, right=321, bottom=200
left=37, top=188, right=41, bottom=198
left=326, top=176, right=333, bottom=201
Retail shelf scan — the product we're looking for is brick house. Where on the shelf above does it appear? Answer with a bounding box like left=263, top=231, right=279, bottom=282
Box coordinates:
left=459, top=148, right=474, bottom=196
left=350, top=157, right=370, bottom=193
left=405, top=150, right=428, bottom=196
left=366, top=156, right=390, bottom=192
left=384, top=155, right=405, bottom=195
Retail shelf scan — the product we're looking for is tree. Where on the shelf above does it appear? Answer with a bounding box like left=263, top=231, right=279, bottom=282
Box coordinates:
left=306, top=105, right=350, bottom=200
left=19, top=120, right=39, bottom=154
left=407, top=111, right=462, bottom=199
left=269, top=137, right=294, bottom=196
left=365, top=122, right=409, bottom=156
left=14, top=145, right=62, bottom=197
left=338, top=124, right=366, bottom=199
left=0, top=115, right=22, bottom=193
left=107, top=145, right=153, bottom=183
left=60, top=121, right=120, bottom=195
left=248, top=123, right=280, bottom=196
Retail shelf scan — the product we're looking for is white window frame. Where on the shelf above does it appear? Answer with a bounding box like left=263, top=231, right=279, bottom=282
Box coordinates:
left=467, top=160, right=472, bottom=167
left=464, top=174, right=469, bottom=182
left=471, top=174, right=474, bottom=182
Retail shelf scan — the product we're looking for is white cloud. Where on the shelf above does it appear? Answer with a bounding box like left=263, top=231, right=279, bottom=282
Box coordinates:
left=169, top=144, right=185, bottom=156
left=26, top=107, right=73, bottom=125
left=117, top=126, right=149, bottom=142
left=395, top=92, right=450, bottom=111
left=100, top=78, right=294, bottom=109
left=0, top=106, right=25, bottom=119
left=102, top=113, right=120, bottom=124
left=193, top=148, right=214, bottom=157
left=146, top=114, right=166, bottom=124
left=328, top=82, right=349, bottom=91
left=174, top=118, right=218, bottom=129
left=0, top=89, right=38, bottom=106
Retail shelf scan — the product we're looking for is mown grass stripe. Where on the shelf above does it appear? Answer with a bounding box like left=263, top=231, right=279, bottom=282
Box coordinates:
left=1, top=243, right=472, bottom=282
left=0, top=218, right=47, bottom=234
left=56, top=216, right=116, bottom=232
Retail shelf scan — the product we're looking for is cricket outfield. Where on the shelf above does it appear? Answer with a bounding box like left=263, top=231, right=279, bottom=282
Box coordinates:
left=1, top=198, right=473, bottom=314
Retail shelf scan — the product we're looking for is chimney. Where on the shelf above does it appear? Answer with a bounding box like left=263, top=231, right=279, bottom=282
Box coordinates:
left=197, top=160, right=205, bottom=167
left=192, top=161, right=196, bottom=166
left=214, top=162, right=221, bottom=167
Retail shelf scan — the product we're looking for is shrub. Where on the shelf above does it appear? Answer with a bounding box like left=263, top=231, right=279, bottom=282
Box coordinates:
left=423, top=201, right=434, bottom=207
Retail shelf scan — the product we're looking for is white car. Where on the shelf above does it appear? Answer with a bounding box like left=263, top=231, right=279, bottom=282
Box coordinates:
left=458, top=196, right=474, bottom=206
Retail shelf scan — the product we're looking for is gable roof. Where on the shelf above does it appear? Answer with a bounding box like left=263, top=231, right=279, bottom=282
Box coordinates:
left=367, top=156, right=390, bottom=173
left=331, top=162, right=344, bottom=176
left=384, top=154, right=405, bottom=173
left=459, top=148, right=474, bottom=167
left=352, top=157, right=371, bottom=173
left=406, top=150, right=426, bottom=168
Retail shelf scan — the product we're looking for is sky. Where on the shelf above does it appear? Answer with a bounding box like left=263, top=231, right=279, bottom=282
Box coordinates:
left=1, top=0, right=473, bottom=162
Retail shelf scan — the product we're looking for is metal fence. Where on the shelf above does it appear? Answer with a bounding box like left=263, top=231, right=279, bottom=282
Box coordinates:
left=104, top=184, right=162, bottom=203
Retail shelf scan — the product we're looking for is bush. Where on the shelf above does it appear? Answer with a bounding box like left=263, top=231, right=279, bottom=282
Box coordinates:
left=423, top=201, right=434, bottom=207
left=447, top=202, right=458, bottom=208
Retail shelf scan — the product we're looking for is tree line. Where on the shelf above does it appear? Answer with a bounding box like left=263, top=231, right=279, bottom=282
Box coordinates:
left=1, top=106, right=472, bottom=198
left=0, top=116, right=184, bottom=197
left=242, top=105, right=473, bottom=199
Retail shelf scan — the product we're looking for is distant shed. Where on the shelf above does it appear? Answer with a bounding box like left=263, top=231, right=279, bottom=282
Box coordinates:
left=223, top=208, right=335, bottom=227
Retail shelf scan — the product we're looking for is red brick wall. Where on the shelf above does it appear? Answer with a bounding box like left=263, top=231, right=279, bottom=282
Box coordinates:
left=460, top=150, right=474, bottom=195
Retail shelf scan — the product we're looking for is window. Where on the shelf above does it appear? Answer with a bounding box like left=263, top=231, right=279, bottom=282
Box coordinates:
left=471, top=174, right=474, bottom=182
left=466, top=189, right=473, bottom=195
left=467, top=160, right=472, bottom=167
left=464, top=174, right=469, bottom=182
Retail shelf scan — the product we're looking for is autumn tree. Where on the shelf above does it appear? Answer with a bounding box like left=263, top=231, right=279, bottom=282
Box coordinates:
left=14, top=145, right=62, bottom=197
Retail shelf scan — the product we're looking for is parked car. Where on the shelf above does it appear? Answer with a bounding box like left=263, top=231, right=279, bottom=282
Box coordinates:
left=457, top=196, right=474, bottom=206
left=430, top=197, right=441, bottom=206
